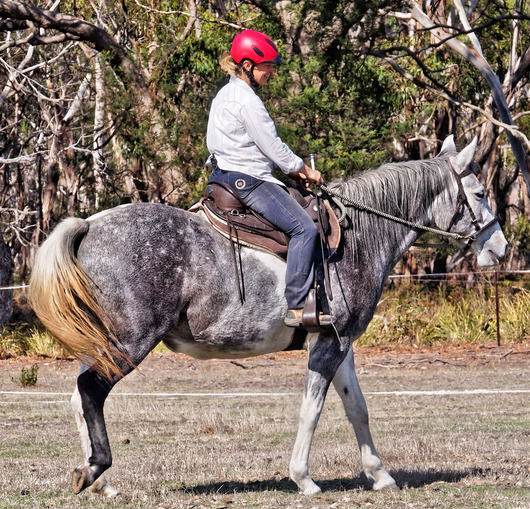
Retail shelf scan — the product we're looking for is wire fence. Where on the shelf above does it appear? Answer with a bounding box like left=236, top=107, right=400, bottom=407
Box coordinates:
left=2, top=270, right=528, bottom=292
left=0, top=285, right=29, bottom=291
left=387, top=269, right=530, bottom=347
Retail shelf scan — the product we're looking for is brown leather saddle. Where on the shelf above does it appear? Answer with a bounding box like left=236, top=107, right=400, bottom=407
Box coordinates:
left=189, top=181, right=341, bottom=260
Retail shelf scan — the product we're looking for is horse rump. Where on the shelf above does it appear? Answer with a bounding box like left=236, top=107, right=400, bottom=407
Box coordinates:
left=28, top=217, right=130, bottom=379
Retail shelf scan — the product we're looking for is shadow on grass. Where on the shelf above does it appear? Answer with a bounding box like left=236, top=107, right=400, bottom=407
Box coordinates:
left=179, top=468, right=476, bottom=495
left=390, top=467, right=476, bottom=488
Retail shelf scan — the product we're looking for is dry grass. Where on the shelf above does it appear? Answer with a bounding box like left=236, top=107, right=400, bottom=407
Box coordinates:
left=0, top=347, right=529, bottom=508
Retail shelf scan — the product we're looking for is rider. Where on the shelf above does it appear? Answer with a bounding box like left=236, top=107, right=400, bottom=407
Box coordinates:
left=206, top=29, right=331, bottom=328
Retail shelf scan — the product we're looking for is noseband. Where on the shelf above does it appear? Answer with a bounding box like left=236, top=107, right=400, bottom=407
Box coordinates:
left=447, top=164, right=500, bottom=251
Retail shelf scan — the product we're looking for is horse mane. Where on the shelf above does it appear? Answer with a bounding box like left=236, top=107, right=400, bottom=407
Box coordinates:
left=329, top=153, right=455, bottom=259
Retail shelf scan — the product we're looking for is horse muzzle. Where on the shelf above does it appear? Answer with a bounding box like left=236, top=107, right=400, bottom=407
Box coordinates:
left=476, top=229, right=508, bottom=267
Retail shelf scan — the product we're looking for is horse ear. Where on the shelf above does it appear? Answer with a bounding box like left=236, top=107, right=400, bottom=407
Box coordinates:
left=450, top=136, right=478, bottom=174
left=439, top=135, right=456, bottom=156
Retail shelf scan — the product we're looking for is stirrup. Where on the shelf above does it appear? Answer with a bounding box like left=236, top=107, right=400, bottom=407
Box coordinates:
left=284, top=308, right=332, bottom=330
left=303, top=288, right=331, bottom=332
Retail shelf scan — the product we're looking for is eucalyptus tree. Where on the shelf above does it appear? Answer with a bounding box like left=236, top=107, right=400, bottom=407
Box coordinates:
left=0, top=0, right=225, bottom=277
left=1, top=0, right=529, bottom=278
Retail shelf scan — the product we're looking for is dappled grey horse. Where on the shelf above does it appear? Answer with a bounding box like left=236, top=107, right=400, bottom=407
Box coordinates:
left=28, top=136, right=507, bottom=497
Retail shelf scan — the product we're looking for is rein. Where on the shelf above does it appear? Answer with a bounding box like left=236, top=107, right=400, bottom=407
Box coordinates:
left=319, top=168, right=499, bottom=251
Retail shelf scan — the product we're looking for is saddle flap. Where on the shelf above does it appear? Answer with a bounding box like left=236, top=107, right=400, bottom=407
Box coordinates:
left=287, top=185, right=332, bottom=235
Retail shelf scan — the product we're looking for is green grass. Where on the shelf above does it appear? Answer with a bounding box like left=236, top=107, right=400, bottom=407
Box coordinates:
left=0, top=325, right=64, bottom=358
left=359, top=281, right=530, bottom=347
left=10, top=364, right=39, bottom=386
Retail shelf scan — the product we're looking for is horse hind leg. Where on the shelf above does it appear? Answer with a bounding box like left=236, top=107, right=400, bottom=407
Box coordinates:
left=332, top=348, right=397, bottom=490
left=70, top=364, right=121, bottom=497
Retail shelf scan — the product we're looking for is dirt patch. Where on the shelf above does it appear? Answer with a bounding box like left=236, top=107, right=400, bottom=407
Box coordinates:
left=354, top=341, right=530, bottom=368
left=1, top=341, right=529, bottom=394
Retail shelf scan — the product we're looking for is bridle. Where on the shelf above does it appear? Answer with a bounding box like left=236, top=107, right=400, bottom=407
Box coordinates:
left=447, top=164, right=500, bottom=251
left=319, top=162, right=500, bottom=252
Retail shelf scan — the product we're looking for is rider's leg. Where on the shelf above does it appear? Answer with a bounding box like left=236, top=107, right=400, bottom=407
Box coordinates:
left=243, top=182, right=319, bottom=311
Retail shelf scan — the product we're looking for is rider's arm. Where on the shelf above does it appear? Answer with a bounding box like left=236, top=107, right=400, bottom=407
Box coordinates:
left=239, top=97, right=303, bottom=174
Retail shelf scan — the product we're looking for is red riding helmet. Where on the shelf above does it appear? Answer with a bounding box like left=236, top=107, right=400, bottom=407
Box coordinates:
left=230, top=30, right=282, bottom=65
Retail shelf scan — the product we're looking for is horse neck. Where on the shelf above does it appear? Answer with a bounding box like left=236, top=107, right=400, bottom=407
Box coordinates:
left=332, top=159, right=450, bottom=280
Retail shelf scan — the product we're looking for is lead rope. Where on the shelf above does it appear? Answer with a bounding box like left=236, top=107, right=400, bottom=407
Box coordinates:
left=319, top=183, right=471, bottom=242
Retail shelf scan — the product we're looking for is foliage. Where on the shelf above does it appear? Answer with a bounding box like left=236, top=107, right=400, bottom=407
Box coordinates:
left=359, top=278, right=530, bottom=347
left=1, top=325, right=65, bottom=359
left=504, top=215, right=530, bottom=266
left=1, top=0, right=529, bottom=284
left=267, top=54, right=398, bottom=180
left=11, top=364, right=38, bottom=387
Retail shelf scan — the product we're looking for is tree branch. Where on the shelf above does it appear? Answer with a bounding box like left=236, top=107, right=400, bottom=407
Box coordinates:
left=373, top=52, right=530, bottom=152
left=0, top=16, right=25, bottom=29
left=0, top=0, right=125, bottom=65
left=410, top=2, right=530, bottom=190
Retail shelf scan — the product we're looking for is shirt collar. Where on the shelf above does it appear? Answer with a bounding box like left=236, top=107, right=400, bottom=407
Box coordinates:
left=230, top=75, right=255, bottom=94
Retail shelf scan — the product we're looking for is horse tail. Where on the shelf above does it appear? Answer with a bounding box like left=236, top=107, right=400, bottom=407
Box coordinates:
left=28, top=218, right=129, bottom=380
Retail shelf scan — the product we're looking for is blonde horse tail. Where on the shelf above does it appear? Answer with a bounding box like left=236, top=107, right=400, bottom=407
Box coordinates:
left=28, top=218, right=128, bottom=379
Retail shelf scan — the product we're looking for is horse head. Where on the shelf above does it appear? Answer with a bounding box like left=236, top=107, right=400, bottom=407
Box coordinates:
left=438, top=136, right=508, bottom=267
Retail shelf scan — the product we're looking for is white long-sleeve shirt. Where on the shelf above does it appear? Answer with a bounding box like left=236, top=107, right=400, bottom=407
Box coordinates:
left=206, top=76, right=304, bottom=186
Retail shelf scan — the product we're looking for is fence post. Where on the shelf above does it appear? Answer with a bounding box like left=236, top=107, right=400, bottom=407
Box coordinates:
left=494, top=270, right=501, bottom=346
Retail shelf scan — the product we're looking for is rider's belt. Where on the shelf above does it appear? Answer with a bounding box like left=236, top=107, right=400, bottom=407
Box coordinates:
left=209, top=168, right=264, bottom=199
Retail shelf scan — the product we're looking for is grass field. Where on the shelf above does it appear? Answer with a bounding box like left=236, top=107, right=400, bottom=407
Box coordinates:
left=1, top=344, right=529, bottom=509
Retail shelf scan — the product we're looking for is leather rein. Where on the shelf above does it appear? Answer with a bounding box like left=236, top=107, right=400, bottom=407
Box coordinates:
left=319, top=163, right=500, bottom=252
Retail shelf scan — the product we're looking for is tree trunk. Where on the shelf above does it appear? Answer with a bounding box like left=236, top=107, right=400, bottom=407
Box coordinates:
left=0, top=236, right=13, bottom=325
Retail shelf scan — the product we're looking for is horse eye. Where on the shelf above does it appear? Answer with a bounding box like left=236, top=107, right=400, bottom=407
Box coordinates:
left=476, top=191, right=485, bottom=200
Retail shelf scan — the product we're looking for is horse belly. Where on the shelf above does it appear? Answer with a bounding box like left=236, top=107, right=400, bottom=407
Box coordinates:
left=162, top=249, right=297, bottom=360
left=162, top=323, right=295, bottom=360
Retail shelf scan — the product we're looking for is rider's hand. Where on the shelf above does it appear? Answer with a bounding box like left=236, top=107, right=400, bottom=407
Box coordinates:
left=291, top=164, right=323, bottom=189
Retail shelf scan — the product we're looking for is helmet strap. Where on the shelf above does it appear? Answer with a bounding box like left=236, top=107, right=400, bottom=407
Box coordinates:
left=240, top=60, right=260, bottom=89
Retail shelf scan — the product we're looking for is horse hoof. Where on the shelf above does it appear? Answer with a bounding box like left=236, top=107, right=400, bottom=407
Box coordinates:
left=88, top=476, right=121, bottom=498
left=72, top=466, right=92, bottom=494
left=295, top=476, right=322, bottom=496
left=373, top=478, right=398, bottom=491
left=301, top=483, right=322, bottom=496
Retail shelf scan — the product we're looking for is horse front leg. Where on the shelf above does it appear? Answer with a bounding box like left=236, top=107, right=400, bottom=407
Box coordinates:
left=290, top=337, right=348, bottom=495
left=332, top=347, right=397, bottom=490
left=70, top=366, right=119, bottom=497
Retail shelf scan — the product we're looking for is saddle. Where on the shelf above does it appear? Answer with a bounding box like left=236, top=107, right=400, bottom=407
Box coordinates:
left=189, top=181, right=341, bottom=260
